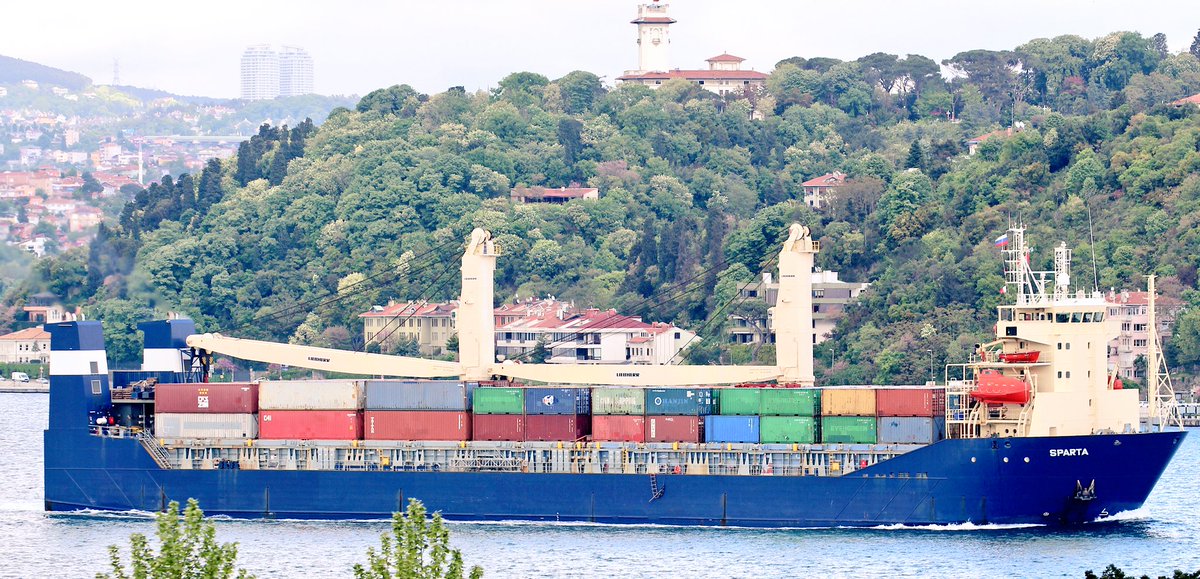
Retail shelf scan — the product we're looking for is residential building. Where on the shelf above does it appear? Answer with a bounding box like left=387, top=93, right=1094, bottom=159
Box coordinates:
left=359, top=297, right=696, bottom=365
left=496, top=303, right=695, bottom=365
left=967, top=126, right=1022, bottom=155
left=617, top=2, right=766, bottom=96
left=23, top=292, right=66, bottom=324
left=730, top=270, right=871, bottom=346
left=0, top=327, right=50, bottom=364
left=1106, top=290, right=1183, bottom=380
left=278, top=47, right=314, bottom=97
left=1171, top=92, right=1200, bottom=106
left=241, top=45, right=280, bottom=101
left=511, top=186, right=599, bottom=204
left=360, top=301, right=457, bottom=355
left=801, top=171, right=846, bottom=210
left=241, top=45, right=313, bottom=100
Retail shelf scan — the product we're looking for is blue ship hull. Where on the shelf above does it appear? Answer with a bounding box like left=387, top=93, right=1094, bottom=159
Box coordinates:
left=44, top=426, right=1185, bottom=527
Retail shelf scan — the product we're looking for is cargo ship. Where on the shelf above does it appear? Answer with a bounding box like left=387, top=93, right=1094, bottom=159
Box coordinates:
left=43, top=225, right=1186, bottom=527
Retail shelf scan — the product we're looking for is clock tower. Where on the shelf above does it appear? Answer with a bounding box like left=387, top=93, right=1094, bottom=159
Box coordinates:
left=631, top=2, right=674, bottom=74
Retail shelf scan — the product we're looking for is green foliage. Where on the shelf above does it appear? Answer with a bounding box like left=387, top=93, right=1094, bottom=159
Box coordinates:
left=1083, top=564, right=1200, bottom=579
left=354, top=499, right=482, bottom=579
left=14, top=28, right=1200, bottom=381
left=98, top=499, right=253, bottom=579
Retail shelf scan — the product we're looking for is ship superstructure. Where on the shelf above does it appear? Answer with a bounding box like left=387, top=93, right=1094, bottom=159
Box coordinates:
left=42, top=225, right=1186, bottom=526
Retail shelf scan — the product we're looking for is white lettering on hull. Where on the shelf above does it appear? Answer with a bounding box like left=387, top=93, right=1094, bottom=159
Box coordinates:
left=1049, top=448, right=1090, bottom=457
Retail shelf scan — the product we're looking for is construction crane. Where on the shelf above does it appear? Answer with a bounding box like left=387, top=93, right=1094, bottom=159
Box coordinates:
left=186, top=225, right=820, bottom=386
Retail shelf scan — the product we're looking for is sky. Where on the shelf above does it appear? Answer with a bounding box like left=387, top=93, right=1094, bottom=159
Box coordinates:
left=1, top=1, right=1197, bottom=98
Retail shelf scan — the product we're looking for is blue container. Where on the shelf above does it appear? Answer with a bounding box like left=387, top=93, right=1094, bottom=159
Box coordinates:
left=704, top=415, right=760, bottom=443
left=365, top=380, right=474, bottom=411
left=877, top=416, right=947, bottom=444
left=524, top=388, right=591, bottom=415
left=645, top=388, right=716, bottom=415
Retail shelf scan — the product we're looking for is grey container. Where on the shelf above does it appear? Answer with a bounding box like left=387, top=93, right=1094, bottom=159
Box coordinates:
left=155, top=413, right=258, bottom=438
left=365, top=380, right=474, bottom=411
left=591, top=388, right=645, bottom=415
left=259, top=379, right=364, bottom=410
left=877, top=416, right=946, bottom=444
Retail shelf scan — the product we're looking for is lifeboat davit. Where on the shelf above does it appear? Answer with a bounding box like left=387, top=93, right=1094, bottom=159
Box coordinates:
left=998, top=351, right=1040, bottom=364
left=971, top=369, right=1031, bottom=404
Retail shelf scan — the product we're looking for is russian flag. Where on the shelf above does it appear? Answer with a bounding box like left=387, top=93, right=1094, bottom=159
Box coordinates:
left=994, top=234, right=1009, bottom=247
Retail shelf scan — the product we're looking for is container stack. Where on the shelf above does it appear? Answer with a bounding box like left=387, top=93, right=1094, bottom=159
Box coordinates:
left=364, top=381, right=473, bottom=441
left=471, top=387, right=525, bottom=441
left=705, top=388, right=760, bottom=443
left=875, top=388, right=947, bottom=444
left=644, top=388, right=713, bottom=443
left=154, top=383, right=259, bottom=438
left=591, top=387, right=646, bottom=442
left=759, top=388, right=821, bottom=444
left=821, top=388, right=877, bottom=444
left=523, top=388, right=591, bottom=441
left=258, top=380, right=363, bottom=440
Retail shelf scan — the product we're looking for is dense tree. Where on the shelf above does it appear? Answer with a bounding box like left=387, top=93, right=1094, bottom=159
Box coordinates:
left=355, top=499, right=482, bottom=579
left=99, top=499, right=253, bottom=579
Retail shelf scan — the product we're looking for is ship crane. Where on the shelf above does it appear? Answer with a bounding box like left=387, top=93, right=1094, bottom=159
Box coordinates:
left=186, top=224, right=821, bottom=387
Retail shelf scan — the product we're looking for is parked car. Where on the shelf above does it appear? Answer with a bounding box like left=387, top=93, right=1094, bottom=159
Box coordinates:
left=35, top=378, right=48, bottom=384
left=11, top=372, right=29, bottom=382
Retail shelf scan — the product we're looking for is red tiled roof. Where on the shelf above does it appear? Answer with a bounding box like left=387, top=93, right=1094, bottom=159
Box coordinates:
left=706, top=53, right=745, bottom=62
left=968, top=127, right=1015, bottom=143
left=1172, top=93, right=1200, bottom=106
left=0, top=327, right=50, bottom=341
left=360, top=301, right=457, bottom=318
left=617, top=69, right=768, bottom=81
left=801, top=172, right=846, bottom=187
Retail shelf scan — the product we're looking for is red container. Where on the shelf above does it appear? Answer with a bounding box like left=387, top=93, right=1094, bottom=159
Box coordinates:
left=644, top=415, right=704, bottom=443
left=364, top=411, right=470, bottom=441
left=875, top=388, right=946, bottom=417
left=258, top=410, right=363, bottom=440
left=592, top=415, right=646, bottom=442
left=472, top=414, right=524, bottom=441
left=525, top=414, right=590, bottom=441
left=155, top=383, right=259, bottom=414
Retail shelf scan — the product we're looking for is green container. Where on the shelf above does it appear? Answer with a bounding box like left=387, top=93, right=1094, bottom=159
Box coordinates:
left=821, top=416, right=877, bottom=444
left=761, top=389, right=821, bottom=416
left=719, top=389, right=762, bottom=415
left=591, top=387, right=645, bottom=415
left=759, top=416, right=817, bottom=444
left=472, top=388, right=525, bottom=414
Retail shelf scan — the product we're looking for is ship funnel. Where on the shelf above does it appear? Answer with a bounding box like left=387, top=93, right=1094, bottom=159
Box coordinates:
left=775, top=223, right=818, bottom=386
left=138, top=319, right=196, bottom=372
left=459, top=228, right=501, bottom=381
left=45, top=321, right=111, bottom=430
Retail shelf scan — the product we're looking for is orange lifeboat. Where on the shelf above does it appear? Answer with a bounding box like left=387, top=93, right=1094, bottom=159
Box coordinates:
left=971, top=369, right=1031, bottom=404
left=998, top=351, right=1040, bottom=364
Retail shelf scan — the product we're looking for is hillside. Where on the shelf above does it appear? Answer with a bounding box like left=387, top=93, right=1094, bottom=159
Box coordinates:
left=15, top=32, right=1200, bottom=384
left=0, top=54, right=91, bottom=90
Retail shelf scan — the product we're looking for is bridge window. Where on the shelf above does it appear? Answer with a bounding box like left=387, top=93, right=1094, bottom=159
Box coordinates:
left=1056, top=313, right=1069, bottom=323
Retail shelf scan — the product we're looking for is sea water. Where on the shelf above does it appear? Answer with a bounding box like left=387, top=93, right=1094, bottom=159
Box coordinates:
left=2, top=392, right=1198, bottom=578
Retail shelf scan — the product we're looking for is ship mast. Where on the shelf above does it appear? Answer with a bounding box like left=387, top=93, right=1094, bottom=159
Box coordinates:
left=1145, top=275, right=1182, bottom=431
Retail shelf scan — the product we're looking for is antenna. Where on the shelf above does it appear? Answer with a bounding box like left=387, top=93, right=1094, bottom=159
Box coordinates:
left=1086, top=196, right=1100, bottom=292
left=112, top=59, right=120, bottom=85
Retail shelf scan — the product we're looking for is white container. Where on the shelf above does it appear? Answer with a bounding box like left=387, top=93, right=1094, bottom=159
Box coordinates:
left=156, top=413, right=258, bottom=438
left=259, top=379, right=364, bottom=410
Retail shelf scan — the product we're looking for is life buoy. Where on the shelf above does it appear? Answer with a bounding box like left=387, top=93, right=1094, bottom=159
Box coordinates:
left=673, top=465, right=682, bottom=475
